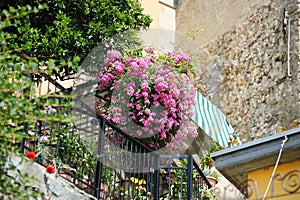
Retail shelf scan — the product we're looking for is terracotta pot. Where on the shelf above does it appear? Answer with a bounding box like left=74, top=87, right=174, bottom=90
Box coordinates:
left=206, top=176, right=218, bottom=186
left=59, top=170, right=75, bottom=181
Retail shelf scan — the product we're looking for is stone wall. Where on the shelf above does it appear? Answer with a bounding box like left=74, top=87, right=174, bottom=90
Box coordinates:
left=202, top=0, right=300, bottom=141
left=176, top=0, right=268, bottom=46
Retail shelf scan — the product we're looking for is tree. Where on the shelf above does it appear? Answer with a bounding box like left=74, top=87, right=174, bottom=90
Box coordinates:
left=0, top=1, right=151, bottom=198
left=0, top=0, right=152, bottom=80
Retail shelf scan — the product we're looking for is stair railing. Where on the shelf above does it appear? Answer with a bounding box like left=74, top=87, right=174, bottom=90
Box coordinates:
left=20, top=71, right=211, bottom=199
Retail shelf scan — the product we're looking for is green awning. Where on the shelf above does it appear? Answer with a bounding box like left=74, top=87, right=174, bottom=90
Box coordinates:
left=191, top=91, right=233, bottom=147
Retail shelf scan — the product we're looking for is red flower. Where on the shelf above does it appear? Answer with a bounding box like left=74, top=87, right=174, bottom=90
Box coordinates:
left=26, top=151, right=36, bottom=160
left=46, top=164, right=55, bottom=174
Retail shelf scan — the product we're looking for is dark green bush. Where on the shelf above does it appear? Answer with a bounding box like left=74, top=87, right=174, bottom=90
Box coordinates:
left=1, top=0, right=152, bottom=79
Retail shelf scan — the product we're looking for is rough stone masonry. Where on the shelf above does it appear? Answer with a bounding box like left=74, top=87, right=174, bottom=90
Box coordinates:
left=201, top=0, right=300, bottom=142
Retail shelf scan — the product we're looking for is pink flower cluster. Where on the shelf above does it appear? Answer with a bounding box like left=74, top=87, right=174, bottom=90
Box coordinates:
left=95, top=48, right=198, bottom=151
left=96, top=50, right=124, bottom=91
left=167, top=49, right=191, bottom=65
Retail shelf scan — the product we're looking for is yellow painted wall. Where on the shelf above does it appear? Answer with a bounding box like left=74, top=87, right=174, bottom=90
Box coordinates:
left=141, top=0, right=176, bottom=31
left=141, top=0, right=162, bottom=29
left=248, top=160, right=300, bottom=200
left=139, top=0, right=177, bottom=51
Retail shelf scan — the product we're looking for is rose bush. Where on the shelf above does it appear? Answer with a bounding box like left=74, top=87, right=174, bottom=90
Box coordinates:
left=95, top=48, right=198, bottom=151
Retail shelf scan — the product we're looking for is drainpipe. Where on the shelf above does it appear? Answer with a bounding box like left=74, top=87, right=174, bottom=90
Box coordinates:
left=284, top=10, right=292, bottom=77
left=287, top=15, right=292, bottom=77
left=284, top=5, right=298, bottom=77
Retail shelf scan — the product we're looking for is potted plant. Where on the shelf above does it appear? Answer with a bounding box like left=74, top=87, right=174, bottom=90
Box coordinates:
left=200, top=153, right=215, bottom=168
left=125, top=177, right=152, bottom=200
left=200, top=140, right=221, bottom=169
left=200, top=188, right=218, bottom=200
left=201, top=166, right=220, bottom=186
left=34, top=120, right=97, bottom=186
left=95, top=47, right=198, bottom=153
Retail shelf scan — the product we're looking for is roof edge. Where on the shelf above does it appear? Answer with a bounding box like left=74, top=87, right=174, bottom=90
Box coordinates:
left=211, top=127, right=300, bottom=159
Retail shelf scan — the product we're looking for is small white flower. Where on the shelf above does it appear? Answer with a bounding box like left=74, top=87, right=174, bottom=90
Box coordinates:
left=40, top=135, right=49, bottom=143
left=45, top=106, right=56, bottom=115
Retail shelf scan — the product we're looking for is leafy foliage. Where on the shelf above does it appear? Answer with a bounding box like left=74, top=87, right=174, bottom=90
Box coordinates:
left=200, top=140, right=221, bottom=169
left=0, top=6, right=78, bottom=199
left=0, top=0, right=152, bottom=198
left=0, top=0, right=152, bottom=80
left=53, top=123, right=96, bottom=179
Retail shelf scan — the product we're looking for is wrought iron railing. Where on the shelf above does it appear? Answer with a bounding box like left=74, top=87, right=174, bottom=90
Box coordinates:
left=156, top=155, right=212, bottom=199
left=20, top=73, right=211, bottom=199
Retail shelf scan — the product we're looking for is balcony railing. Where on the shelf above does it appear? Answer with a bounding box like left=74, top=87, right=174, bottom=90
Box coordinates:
left=20, top=73, right=211, bottom=199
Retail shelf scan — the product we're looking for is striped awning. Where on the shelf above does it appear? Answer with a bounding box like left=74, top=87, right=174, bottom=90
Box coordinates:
left=191, top=91, right=234, bottom=147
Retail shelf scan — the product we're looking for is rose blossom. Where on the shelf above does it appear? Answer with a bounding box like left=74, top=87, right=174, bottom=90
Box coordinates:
left=26, top=151, right=36, bottom=160
left=46, top=164, right=55, bottom=174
